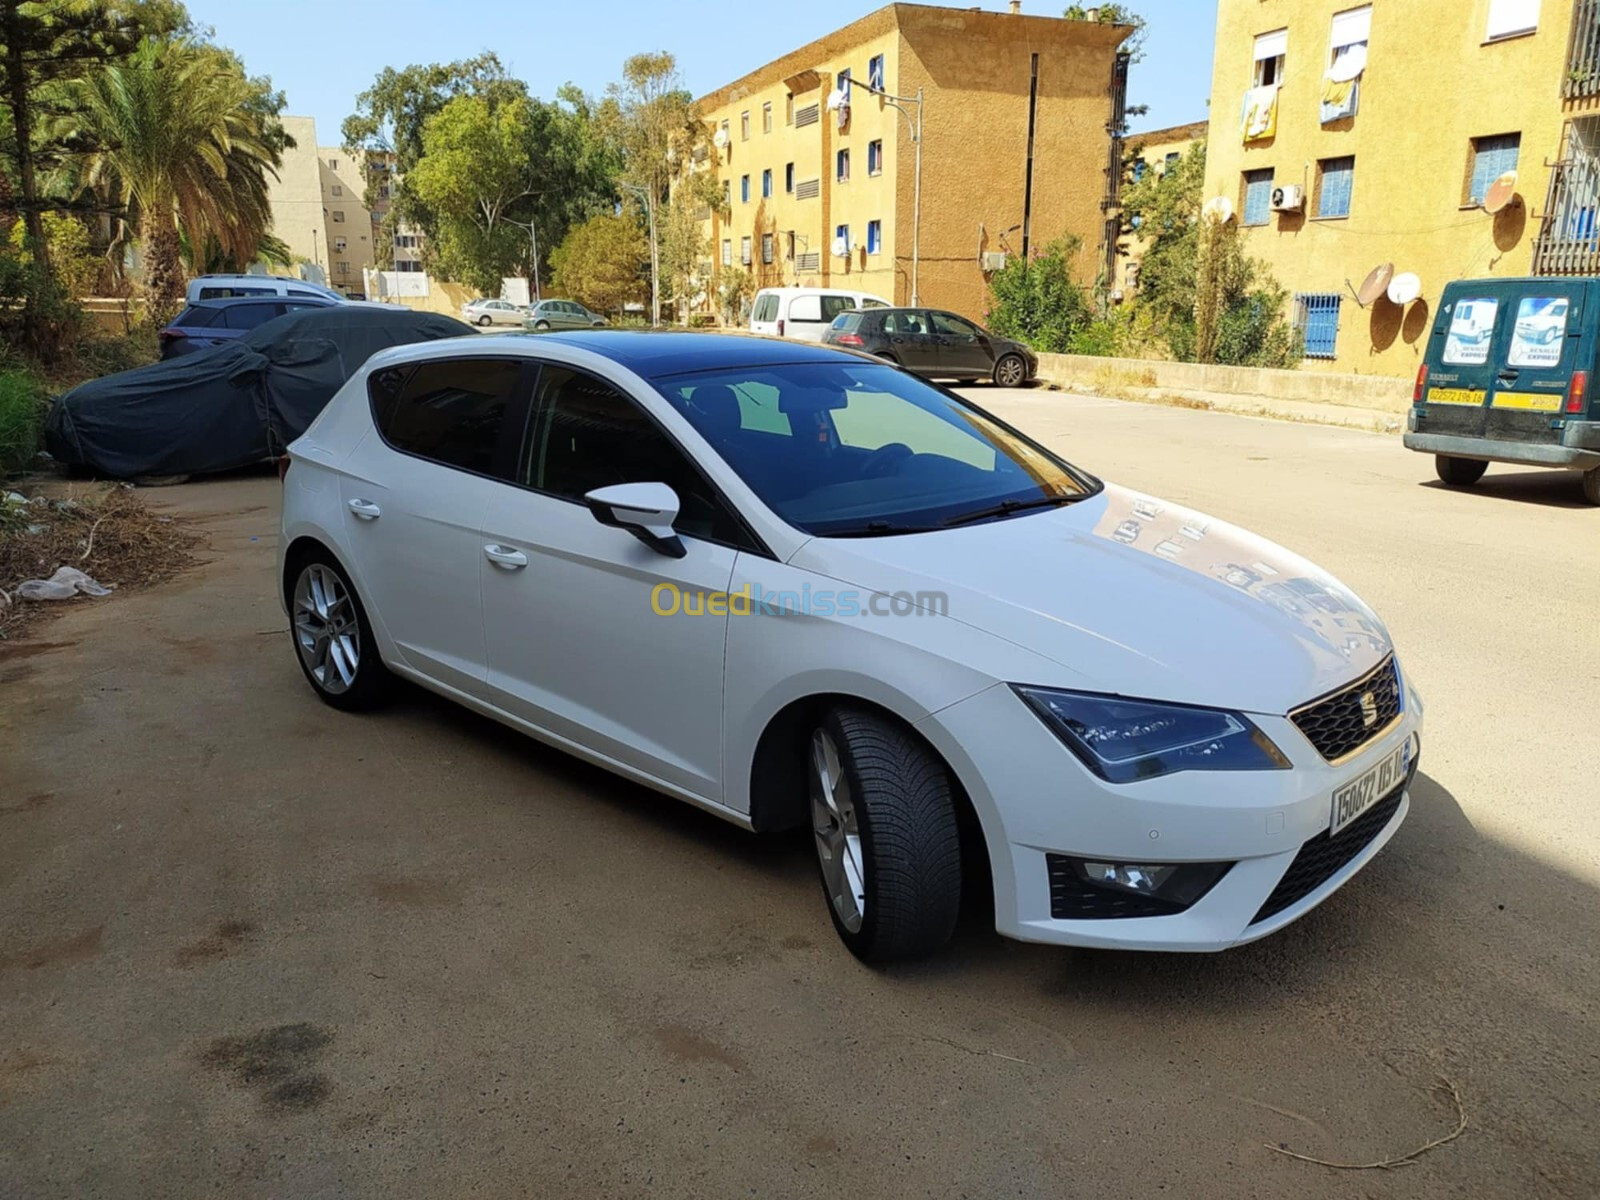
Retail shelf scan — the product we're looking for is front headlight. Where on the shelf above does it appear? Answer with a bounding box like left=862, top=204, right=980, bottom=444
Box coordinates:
left=1012, top=686, right=1291, bottom=783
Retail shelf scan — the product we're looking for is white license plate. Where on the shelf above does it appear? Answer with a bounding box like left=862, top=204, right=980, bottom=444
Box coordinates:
left=1330, top=741, right=1410, bottom=836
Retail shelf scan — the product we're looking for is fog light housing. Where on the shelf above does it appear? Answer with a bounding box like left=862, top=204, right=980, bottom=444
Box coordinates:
left=1047, top=855, right=1234, bottom=919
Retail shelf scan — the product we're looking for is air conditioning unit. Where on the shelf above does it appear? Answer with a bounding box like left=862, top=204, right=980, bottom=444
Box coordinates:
left=1271, top=184, right=1305, bottom=212
left=832, top=236, right=850, bottom=258
left=981, top=251, right=1008, bottom=272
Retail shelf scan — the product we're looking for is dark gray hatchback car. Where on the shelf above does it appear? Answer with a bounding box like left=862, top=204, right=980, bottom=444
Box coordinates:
left=823, top=306, right=1037, bottom=385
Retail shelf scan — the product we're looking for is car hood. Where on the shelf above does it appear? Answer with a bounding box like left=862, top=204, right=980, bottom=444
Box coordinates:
left=789, top=484, right=1392, bottom=714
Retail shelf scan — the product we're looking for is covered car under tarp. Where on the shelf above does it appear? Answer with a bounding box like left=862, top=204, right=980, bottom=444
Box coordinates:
left=45, top=307, right=474, bottom=478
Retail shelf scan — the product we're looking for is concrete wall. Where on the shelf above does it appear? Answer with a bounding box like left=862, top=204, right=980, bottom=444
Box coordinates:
left=1035, top=351, right=1412, bottom=411
left=1205, top=0, right=1591, bottom=378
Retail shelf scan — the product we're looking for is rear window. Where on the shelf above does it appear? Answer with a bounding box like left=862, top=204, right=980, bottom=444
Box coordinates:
left=222, top=302, right=285, bottom=330
left=832, top=312, right=864, bottom=331
left=174, top=305, right=220, bottom=329
left=1508, top=296, right=1571, bottom=367
left=1443, top=298, right=1499, bottom=365
left=752, top=294, right=779, bottom=323
left=369, top=357, right=524, bottom=480
left=198, top=285, right=275, bottom=299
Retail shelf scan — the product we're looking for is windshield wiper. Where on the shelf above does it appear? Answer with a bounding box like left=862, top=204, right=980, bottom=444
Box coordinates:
left=826, top=519, right=938, bottom=537
left=940, top=494, right=1085, bottom=528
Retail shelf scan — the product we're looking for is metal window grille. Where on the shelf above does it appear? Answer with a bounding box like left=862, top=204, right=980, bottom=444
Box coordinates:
left=1295, top=293, right=1342, bottom=358
left=1469, top=134, right=1521, bottom=204
left=1243, top=170, right=1274, bottom=225
left=1317, top=157, right=1355, bottom=217
left=1568, top=0, right=1600, bottom=98
left=740, top=236, right=751, bottom=265
left=1534, top=118, right=1600, bottom=274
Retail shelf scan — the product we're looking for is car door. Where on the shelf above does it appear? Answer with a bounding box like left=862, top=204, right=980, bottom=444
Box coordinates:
left=337, top=355, right=534, bottom=698
left=882, top=309, right=939, bottom=373
left=930, top=311, right=996, bottom=377
left=478, top=363, right=743, bottom=800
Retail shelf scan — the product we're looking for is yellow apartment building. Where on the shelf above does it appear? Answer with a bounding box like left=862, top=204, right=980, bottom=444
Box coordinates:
left=691, top=1, right=1132, bottom=322
left=1119, top=118, right=1207, bottom=297
left=1205, top=0, right=1600, bottom=376
left=319, top=146, right=375, bottom=297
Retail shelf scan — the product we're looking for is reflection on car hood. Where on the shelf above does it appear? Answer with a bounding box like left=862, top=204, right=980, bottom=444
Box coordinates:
left=790, top=484, right=1392, bottom=713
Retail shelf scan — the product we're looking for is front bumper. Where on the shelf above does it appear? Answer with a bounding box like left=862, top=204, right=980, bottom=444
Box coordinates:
left=916, top=669, right=1424, bottom=952
left=1403, top=417, right=1600, bottom=470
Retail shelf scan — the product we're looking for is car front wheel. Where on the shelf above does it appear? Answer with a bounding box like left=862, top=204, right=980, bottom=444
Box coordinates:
left=809, top=707, right=962, bottom=962
left=993, top=353, right=1027, bottom=387
left=477, top=315, right=492, bottom=327
left=1435, top=455, right=1488, bottom=487
left=290, top=554, right=392, bottom=710
left=534, top=320, right=550, bottom=331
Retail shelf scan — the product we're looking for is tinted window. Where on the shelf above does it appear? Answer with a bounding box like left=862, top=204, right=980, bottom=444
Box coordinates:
left=884, top=310, right=928, bottom=335
left=832, top=312, right=863, bottom=331
left=174, top=305, right=220, bottom=329
left=932, top=312, right=980, bottom=338
left=371, top=358, right=524, bottom=479
left=223, top=302, right=286, bottom=330
left=199, top=285, right=275, bottom=299
left=525, top=367, right=745, bottom=544
left=752, top=294, right=779, bottom=323
left=860, top=298, right=888, bottom=309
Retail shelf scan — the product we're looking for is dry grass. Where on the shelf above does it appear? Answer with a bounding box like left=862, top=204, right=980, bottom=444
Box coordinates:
left=0, top=482, right=200, bottom=641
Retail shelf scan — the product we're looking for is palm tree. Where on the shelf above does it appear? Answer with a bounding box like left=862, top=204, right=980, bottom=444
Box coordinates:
left=57, top=38, right=285, bottom=321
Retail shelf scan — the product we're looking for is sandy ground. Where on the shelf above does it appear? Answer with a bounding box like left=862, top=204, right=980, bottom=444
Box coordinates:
left=2, top=390, right=1596, bottom=1199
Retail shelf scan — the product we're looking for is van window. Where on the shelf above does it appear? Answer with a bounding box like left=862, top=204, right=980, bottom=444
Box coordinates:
left=752, top=294, right=779, bottom=323
left=1508, top=296, right=1570, bottom=368
left=789, top=294, right=857, bottom=323
left=1443, top=298, right=1498, bottom=365
left=860, top=298, right=888, bottom=309
left=821, top=296, right=856, bottom=321
left=199, top=285, right=275, bottom=299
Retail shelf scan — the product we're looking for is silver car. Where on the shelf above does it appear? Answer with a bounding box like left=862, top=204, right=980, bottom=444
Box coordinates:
left=461, top=298, right=524, bottom=327
left=525, top=298, right=608, bottom=331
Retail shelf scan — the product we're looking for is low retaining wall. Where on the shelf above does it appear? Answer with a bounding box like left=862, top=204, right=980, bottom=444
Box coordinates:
left=1034, top=353, right=1413, bottom=413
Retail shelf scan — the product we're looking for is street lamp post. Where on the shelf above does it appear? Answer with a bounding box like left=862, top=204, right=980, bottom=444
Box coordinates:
left=619, top=181, right=661, bottom=327
left=832, top=79, right=923, bottom=305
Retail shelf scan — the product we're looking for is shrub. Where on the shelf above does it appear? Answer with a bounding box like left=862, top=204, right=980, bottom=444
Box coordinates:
left=985, top=237, right=1094, bottom=354
left=0, top=369, right=47, bottom=478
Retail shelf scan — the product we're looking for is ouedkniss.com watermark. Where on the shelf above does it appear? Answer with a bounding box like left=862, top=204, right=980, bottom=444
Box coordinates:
left=651, top=582, right=949, bottom=618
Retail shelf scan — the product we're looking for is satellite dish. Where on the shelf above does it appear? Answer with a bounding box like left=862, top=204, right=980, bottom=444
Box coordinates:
left=712, top=127, right=728, bottom=149
left=1387, top=272, right=1422, bottom=305
left=1356, top=262, right=1394, bottom=307
left=1484, top=171, right=1520, bottom=214
left=831, top=236, right=850, bottom=257
left=1202, top=195, right=1235, bottom=224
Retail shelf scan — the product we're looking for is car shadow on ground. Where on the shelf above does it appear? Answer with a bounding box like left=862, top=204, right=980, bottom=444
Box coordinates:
left=1418, top=469, right=1593, bottom=509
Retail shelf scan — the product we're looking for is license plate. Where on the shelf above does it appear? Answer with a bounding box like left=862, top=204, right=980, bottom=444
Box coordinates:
left=1330, top=741, right=1409, bottom=836
left=1426, top=387, right=1485, bottom=406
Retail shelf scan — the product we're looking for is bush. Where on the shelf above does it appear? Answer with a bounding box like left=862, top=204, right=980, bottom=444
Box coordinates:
left=985, top=237, right=1094, bottom=353
left=0, top=368, right=47, bottom=478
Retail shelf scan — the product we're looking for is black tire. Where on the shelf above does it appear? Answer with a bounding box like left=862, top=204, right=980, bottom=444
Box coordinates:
left=993, top=353, right=1027, bottom=388
left=1583, top=466, right=1600, bottom=506
left=477, top=314, right=492, bottom=327
left=809, top=706, right=962, bottom=963
left=1435, top=455, right=1488, bottom=487
left=286, top=550, right=393, bottom=711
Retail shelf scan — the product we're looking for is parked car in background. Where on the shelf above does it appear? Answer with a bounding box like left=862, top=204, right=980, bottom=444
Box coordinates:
left=824, top=306, right=1037, bottom=386
left=525, top=298, right=608, bottom=330
left=158, top=296, right=337, bottom=360
left=750, top=286, right=889, bottom=343
left=186, top=274, right=344, bottom=303
left=461, top=298, right=525, bottom=327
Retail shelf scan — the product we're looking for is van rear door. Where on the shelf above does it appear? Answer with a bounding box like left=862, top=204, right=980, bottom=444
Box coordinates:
left=1420, top=284, right=1510, bottom=440
left=1485, top=284, right=1588, bottom=449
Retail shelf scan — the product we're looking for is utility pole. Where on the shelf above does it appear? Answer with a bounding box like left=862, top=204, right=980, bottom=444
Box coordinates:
left=619, top=182, right=661, bottom=327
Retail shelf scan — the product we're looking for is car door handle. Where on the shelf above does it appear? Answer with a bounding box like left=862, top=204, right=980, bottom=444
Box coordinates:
left=483, top=544, right=528, bottom=569
left=347, top=498, right=381, bottom=520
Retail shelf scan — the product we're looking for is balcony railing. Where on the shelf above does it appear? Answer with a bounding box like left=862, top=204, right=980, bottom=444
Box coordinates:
left=1533, top=153, right=1600, bottom=274
left=1568, top=0, right=1600, bottom=99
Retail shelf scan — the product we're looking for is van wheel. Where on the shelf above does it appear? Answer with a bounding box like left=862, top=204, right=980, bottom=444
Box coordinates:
left=1583, top=466, right=1600, bottom=506
left=1435, top=455, right=1488, bottom=487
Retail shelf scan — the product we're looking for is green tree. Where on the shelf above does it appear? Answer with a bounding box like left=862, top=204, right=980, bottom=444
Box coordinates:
left=985, top=236, right=1095, bottom=353
left=9, top=210, right=97, bottom=295
left=1063, top=3, right=1146, bottom=62
left=548, top=211, right=646, bottom=314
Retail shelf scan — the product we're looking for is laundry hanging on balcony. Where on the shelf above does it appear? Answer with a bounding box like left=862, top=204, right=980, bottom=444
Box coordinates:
left=1321, top=42, right=1367, bottom=122
left=1242, top=85, right=1279, bottom=142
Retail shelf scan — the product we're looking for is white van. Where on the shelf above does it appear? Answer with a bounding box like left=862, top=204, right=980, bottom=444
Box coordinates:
left=750, top=286, right=890, bottom=342
left=186, top=275, right=345, bottom=304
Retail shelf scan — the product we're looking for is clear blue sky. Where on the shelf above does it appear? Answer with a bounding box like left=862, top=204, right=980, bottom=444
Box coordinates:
left=185, top=0, right=1216, bottom=145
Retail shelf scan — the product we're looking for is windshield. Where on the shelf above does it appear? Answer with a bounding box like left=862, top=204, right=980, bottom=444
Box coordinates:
left=654, top=363, right=1097, bottom=536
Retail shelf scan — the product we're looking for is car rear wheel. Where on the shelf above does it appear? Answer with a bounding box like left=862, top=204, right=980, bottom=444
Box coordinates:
left=1583, top=466, right=1600, bottom=506
left=477, top=315, right=492, bottom=327
left=993, top=353, right=1027, bottom=388
left=809, top=706, right=962, bottom=963
left=534, top=320, right=551, bottom=331
left=290, top=554, right=392, bottom=710
left=1435, top=455, right=1488, bottom=487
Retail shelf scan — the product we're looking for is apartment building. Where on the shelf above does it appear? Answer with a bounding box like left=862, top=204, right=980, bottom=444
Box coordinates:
left=691, top=1, right=1132, bottom=321
left=319, top=147, right=374, bottom=296
left=263, top=117, right=377, bottom=296
left=1206, top=0, right=1600, bottom=375
left=1119, top=119, right=1207, bottom=298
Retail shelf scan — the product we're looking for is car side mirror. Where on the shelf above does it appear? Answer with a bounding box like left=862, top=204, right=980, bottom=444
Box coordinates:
left=584, top=482, right=686, bottom=558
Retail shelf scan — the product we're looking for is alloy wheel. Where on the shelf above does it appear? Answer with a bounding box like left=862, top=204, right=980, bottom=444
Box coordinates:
left=811, top=727, right=867, bottom=932
left=293, top=563, right=360, bottom=695
left=996, top=355, right=1025, bottom=387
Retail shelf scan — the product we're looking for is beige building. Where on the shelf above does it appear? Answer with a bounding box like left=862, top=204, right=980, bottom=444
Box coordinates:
left=319, top=147, right=374, bottom=297
left=262, top=118, right=374, bottom=296
left=1204, top=0, right=1600, bottom=376
left=692, top=1, right=1132, bottom=321
left=1119, top=119, right=1207, bottom=298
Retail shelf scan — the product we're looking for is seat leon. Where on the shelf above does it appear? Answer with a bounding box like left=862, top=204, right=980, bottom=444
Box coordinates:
left=279, top=332, right=1422, bottom=962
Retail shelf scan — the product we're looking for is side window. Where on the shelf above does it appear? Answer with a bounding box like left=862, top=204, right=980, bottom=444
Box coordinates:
left=885, top=310, right=927, bottom=335
left=819, top=295, right=856, bottom=322
left=177, top=306, right=220, bottom=328
left=932, top=312, right=980, bottom=339
left=370, top=357, right=525, bottom=479
left=527, top=367, right=745, bottom=544
left=223, top=303, right=286, bottom=330
left=1442, top=298, right=1500, bottom=365
left=200, top=286, right=274, bottom=299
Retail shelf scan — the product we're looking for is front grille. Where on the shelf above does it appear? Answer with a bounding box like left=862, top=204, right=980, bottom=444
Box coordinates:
left=1251, top=787, right=1404, bottom=924
left=1291, top=655, right=1402, bottom=762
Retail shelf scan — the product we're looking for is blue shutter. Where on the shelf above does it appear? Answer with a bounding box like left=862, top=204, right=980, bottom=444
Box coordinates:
left=741, top=175, right=750, bottom=203
left=1243, top=171, right=1274, bottom=225
left=1470, top=134, right=1521, bottom=204
left=1296, top=293, right=1342, bottom=358
left=869, top=55, right=884, bottom=91
left=867, top=220, right=881, bottom=253
left=1318, top=157, right=1355, bottom=218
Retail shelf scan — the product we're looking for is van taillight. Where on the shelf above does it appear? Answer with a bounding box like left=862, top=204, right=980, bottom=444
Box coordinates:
left=1566, top=369, right=1588, bottom=414
left=777, top=318, right=785, bottom=337
left=1413, top=364, right=1428, bottom=405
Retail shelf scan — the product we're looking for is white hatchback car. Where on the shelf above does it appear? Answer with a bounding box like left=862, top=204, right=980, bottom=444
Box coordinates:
left=279, top=332, right=1422, bottom=962
left=461, top=298, right=525, bottom=327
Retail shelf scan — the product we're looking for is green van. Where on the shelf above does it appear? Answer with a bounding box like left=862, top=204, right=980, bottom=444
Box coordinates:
left=1404, top=277, right=1600, bottom=504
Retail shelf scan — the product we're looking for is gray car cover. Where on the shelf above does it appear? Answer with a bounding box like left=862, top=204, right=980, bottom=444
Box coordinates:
left=45, top=307, right=474, bottom=478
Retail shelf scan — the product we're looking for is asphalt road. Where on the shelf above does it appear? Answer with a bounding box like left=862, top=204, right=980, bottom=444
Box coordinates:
left=2, top=391, right=1596, bottom=1199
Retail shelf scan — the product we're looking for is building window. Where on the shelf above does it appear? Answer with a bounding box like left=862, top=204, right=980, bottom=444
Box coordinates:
left=761, top=233, right=774, bottom=264
left=331, top=184, right=343, bottom=197
left=1164, top=152, right=1181, bottom=171
left=334, top=237, right=347, bottom=252
left=1323, top=6, right=1370, bottom=122
left=837, top=148, right=850, bottom=182
left=762, top=168, right=772, bottom=198
left=1253, top=29, right=1287, bottom=86
left=379, top=184, right=391, bottom=200
left=721, top=239, right=732, bottom=267
left=1295, top=293, right=1343, bottom=358
left=762, top=102, right=772, bottom=133
left=867, top=219, right=881, bottom=255
left=835, top=223, right=850, bottom=254
left=868, top=54, right=885, bottom=91
left=1468, top=133, right=1521, bottom=204
left=785, top=162, right=794, bottom=193
left=1486, top=0, right=1539, bottom=40
left=786, top=230, right=796, bottom=259
left=741, top=111, right=750, bottom=140
left=741, top=175, right=750, bottom=203
left=331, top=211, right=345, bottom=223
left=785, top=93, right=794, bottom=124
left=327, top=157, right=338, bottom=169
left=868, top=139, right=883, bottom=175
left=722, top=180, right=730, bottom=208
left=336, top=261, right=349, bottom=277
left=837, top=67, right=852, bottom=99
left=1242, top=169, right=1274, bottom=225
left=1316, top=156, right=1355, bottom=217
left=740, top=236, right=752, bottom=265
left=1132, top=158, right=1147, bottom=183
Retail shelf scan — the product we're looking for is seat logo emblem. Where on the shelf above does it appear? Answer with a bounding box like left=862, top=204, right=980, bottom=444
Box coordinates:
left=1359, top=691, right=1378, bottom=727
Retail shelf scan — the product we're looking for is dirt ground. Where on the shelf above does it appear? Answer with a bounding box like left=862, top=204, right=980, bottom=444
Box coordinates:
left=2, top=392, right=1596, bottom=1198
